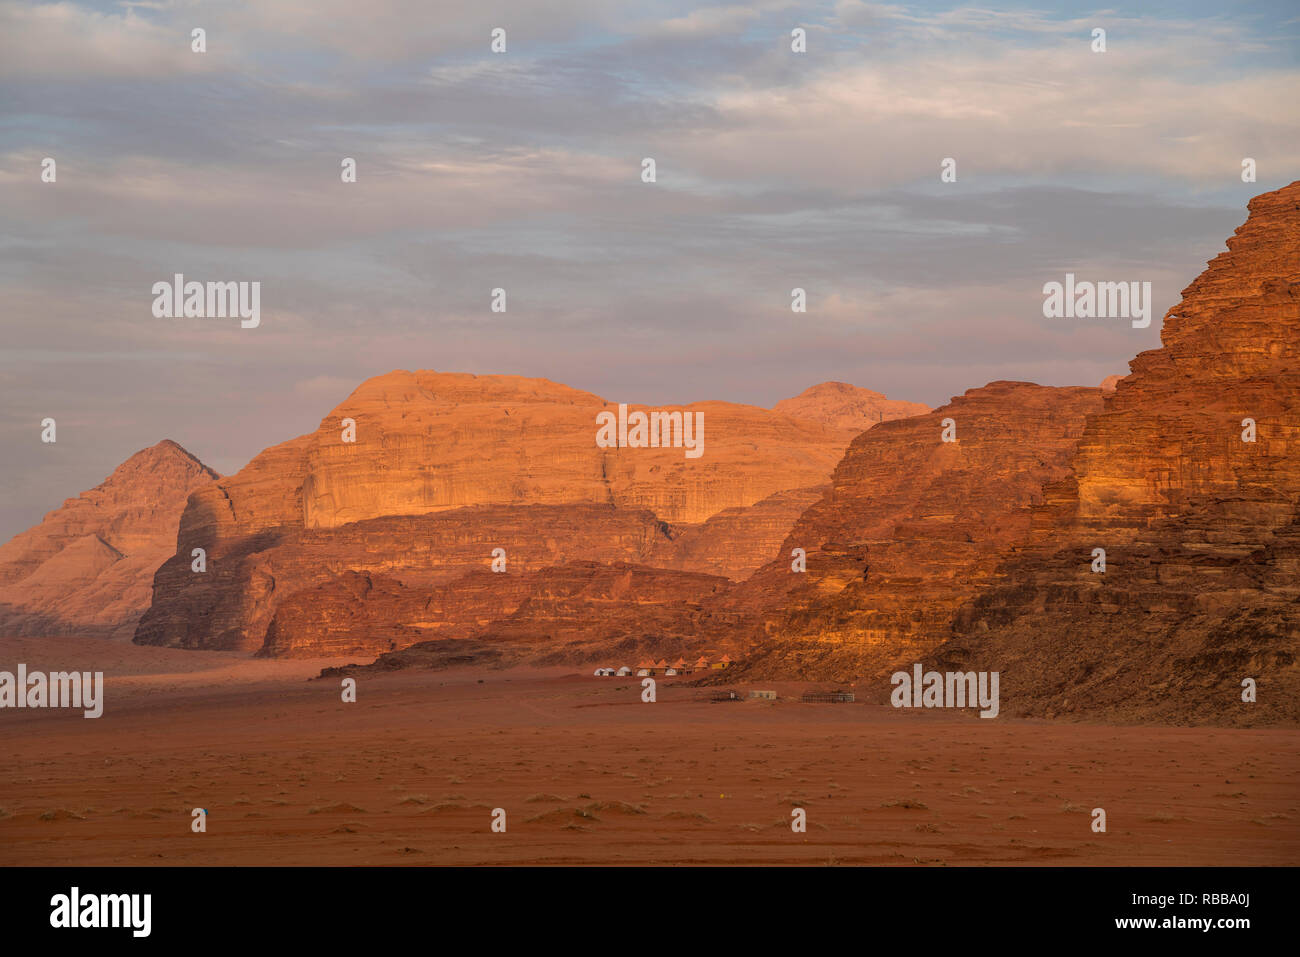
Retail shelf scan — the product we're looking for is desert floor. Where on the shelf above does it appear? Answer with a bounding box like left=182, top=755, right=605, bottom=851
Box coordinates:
left=1, top=636, right=1297, bottom=866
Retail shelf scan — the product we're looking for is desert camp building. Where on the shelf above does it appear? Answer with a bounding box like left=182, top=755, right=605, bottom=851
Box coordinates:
left=633, top=656, right=734, bottom=676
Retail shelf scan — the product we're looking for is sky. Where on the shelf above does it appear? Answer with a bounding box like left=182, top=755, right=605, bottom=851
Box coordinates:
left=1, top=0, right=1298, bottom=541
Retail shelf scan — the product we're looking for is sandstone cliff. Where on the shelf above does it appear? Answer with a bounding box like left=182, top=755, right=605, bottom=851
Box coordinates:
left=299, top=561, right=741, bottom=668
left=135, top=373, right=912, bottom=655
left=730, top=381, right=1104, bottom=680
left=0, top=440, right=218, bottom=639
left=934, top=180, right=1300, bottom=725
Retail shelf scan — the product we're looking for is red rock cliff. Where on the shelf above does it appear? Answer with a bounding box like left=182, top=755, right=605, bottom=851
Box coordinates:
left=134, top=372, right=913, bottom=655
left=730, top=381, right=1104, bottom=680
left=937, top=180, right=1300, bottom=725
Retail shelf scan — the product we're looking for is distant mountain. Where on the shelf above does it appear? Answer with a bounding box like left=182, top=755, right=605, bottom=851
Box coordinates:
left=0, top=440, right=218, bottom=639
left=774, top=381, right=929, bottom=433
left=132, top=372, right=877, bottom=656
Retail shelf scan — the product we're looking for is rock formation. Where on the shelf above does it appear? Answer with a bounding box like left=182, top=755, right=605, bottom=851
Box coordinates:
left=934, top=180, right=1300, bottom=725
left=0, top=440, right=218, bottom=639
left=657, top=486, right=827, bottom=580
left=730, top=381, right=1105, bottom=680
left=774, top=381, right=930, bottom=432
left=305, top=561, right=740, bottom=667
left=135, top=373, right=919, bottom=656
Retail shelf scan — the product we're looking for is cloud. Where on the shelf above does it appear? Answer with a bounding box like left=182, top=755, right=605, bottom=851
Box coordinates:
left=631, top=5, right=766, bottom=38
left=0, top=0, right=1294, bottom=542
left=0, top=1, right=212, bottom=78
left=672, top=41, right=1298, bottom=187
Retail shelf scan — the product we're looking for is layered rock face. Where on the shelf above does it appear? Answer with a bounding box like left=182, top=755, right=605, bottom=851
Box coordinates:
left=658, top=486, right=828, bottom=579
left=936, top=180, right=1300, bottom=725
left=0, top=441, right=218, bottom=639
left=182, top=504, right=684, bottom=654
left=732, top=382, right=1105, bottom=680
left=291, top=372, right=853, bottom=530
left=306, top=561, right=741, bottom=667
left=136, top=373, right=917, bottom=656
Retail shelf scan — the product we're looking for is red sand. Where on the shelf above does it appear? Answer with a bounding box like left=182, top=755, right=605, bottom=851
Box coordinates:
left=1, top=637, right=1296, bottom=866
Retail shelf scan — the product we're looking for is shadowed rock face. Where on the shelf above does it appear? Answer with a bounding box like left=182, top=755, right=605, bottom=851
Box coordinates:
left=134, top=372, right=919, bottom=655
left=269, top=561, right=738, bottom=665
left=727, top=381, right=1105, bottom=681
left=149, top=503, right=687, bottom=654
left=658, top=485, right=828, bottom=580
left=0, top=441, right=218, bottom=640
left=934, top=180, right=1300, bottom=726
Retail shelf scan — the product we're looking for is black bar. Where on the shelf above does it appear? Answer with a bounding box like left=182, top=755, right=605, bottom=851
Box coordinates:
left=0, top=865, right=1280, bottom=945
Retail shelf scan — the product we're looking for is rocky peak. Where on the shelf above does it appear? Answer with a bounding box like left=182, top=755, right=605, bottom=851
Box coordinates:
left=773, top=381, right=929, bottom=433
left=0, top=440, right=218, bottom=639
